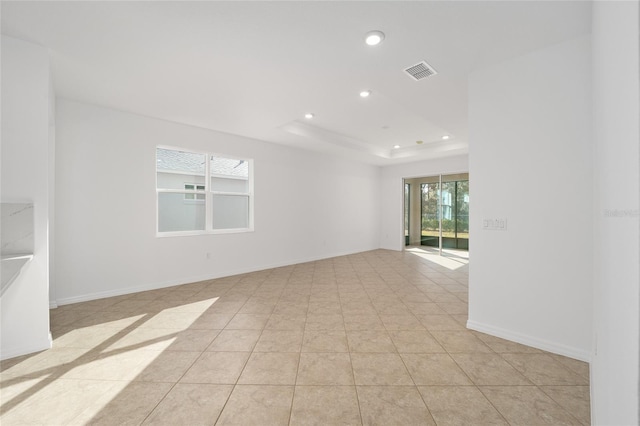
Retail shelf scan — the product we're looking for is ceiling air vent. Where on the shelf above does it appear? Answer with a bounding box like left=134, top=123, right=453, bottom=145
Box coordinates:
left=404, top=61, right=437, bottom=81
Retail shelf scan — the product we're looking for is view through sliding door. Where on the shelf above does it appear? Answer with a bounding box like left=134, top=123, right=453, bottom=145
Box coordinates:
left=405, top=173, right=469, bottom=250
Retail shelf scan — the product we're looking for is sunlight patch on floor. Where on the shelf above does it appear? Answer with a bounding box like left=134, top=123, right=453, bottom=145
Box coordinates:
left=405, top=246, right=468, bottom=271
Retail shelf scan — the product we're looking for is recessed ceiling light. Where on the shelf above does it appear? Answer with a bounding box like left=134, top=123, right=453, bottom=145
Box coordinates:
left=393, top=144, right=400, bottom=149
left=305, top=113, right=314, bottom=119
left=360, top=90, right=371, bottom=98
left=365, top=30, right=385, bottom=46
left=442, top=135, right=450, bottom=140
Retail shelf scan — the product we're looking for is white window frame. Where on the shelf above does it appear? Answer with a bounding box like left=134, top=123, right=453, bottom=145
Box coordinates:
left=156, top=146, right=254, bottom=237
left=183, top=183, right=206, bottom=202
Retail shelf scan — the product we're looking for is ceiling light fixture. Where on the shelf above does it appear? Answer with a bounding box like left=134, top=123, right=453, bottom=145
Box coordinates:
left=365, top=30, right=385, bottom=46
left=359, top=90, right=371, bottom=98
left=442, top=135, right=450, bottom=140
left=393, top=144, right=400, bottom=149
left=304, top=113, right=314, bottom=119
left=416, top=140, right=424, bottom=145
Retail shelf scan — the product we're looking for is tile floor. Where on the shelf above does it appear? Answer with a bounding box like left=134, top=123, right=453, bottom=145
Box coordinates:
left=0, top=248, right=590, bottom=425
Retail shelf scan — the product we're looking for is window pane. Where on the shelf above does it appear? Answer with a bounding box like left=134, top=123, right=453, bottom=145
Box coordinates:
left=421, top=182, right=440, bottom=246
left=157, top=148, right=206, bottom=189
left=210, top=156, right=249, bottom=192
left=158, top=192, right=205, bottom=232
left=212, top=194, right=249, bottom=229
left=456, top=180, right=470, bottom=247
left=211, top=176, right=249, bottom=192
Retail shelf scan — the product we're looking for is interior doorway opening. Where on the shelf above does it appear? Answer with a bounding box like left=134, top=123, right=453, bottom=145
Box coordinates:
left=403, top=173, right=469, bottom=252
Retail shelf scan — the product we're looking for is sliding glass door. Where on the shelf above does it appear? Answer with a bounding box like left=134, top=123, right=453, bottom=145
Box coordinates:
left=412, top=174, right=469, bottom=250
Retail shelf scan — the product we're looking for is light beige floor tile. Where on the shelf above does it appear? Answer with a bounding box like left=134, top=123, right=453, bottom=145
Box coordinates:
left=305, top=314, right=345, bottom=331
left=401, top=353, right=472, bottom=385
left=0, top=378, right=123, bottom=425
left=302, top=330, right=349, bottom=352
left=343, top=314, right=385, bottom=330
left=436, top=301, right=468, bottom=315
left=389, top=330, right=445, bottom=353
left=225, top=313, right=270, bottom=330
left=134, top=351, right=200, bottom=382
left=346, top=330, right=396, bottom=353
left=107, top=327, right=182, bottom=352
left=373, top=303, right=412, bottom=316
left=430, top=330, right=493, bottom=353
left=501, top=354, right=589, bottom=385
left=451, top=353, right=532, bottom=385
left=379, top=314, right=425, bottom=330
left=181, top=351, right=249, bottom=384
left=238, top=352, right=300, bottom=385
left=142, top=383, right=233, bottom=425
left=351, top=353, right=413, bottom=385
left=206, top=329, right=261, bottom=351
left=541, top=385, right=591, bottom=425
left=290, top=386, right=361, bottom=426
left=50, top=309, right=100, bottom=327
left=75, top=381, right=173, bottom=425
left=296, top=353, right=354, bottom=385
left=163, top=297, right=221, bottom=313
left=139, top=311, right=203, bottom=330
left=1, top=347, right=89, bottom=381
left=206, top=301, right=245, bottom=314
left=480, top=385, right=582, bottom=425
left=341, top=302, right=377, bottom=315
left=273, top=303, right=309, bottom=316
left=254, top=329, right=304, bottom=352
left=166, top=328, right=221, bottom=351
left=238, top=301, right=276, bottom=314
left=189, top=312, right=234, bottom=329
left=1, top=249, right=592, bottom=425
left=398, top=293, right=433, bottom=303
left=405, top=302, right=447, bottom=315
left=473, top=332, right=542, bottom=354
left=70, top=310, right=147, bottom=329
left=450, top=314, right=469, bottom=325
left=62, top=349, right=157, bottom=381
left=550, top=354, right=590, bottom=380
left=308, top=302, right=342, bottom=315
left=51, top=326, right=124, bottom=349
left=357, top=385, right=435, bottom=426
left=0, top=376, right=49, bottom=410
left=265, top=314, right=306, bottom=331
left=416, top=314, right=466, bottom=331
left=208, top=385, right=295, bottom=426
left=419, top=385, right=507, bottom=426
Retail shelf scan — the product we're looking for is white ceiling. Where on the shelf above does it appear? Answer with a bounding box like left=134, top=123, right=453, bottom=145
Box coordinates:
left=1, top=1, right=592, bottom=165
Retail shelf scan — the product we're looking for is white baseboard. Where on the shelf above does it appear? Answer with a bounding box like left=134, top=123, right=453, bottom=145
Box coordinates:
left=1, top=333, right=52, bottom=361
left=53, top=247, right=376, bottom=307
left=467, top=319, right=591, bottom=362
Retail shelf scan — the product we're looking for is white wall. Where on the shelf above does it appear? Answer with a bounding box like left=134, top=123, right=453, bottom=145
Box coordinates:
left=1, top=36, right=53, bottom=359
left=467, top=36, right=593, bottom=360
left=379, top=155, right=468, bottom=251
left=54, top=99, right=381, bottom=304
left=591, top=2, right=639, bottom=424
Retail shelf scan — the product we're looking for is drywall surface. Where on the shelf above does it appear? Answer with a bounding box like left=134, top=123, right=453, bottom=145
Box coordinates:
left=590, top=1, right=639, bottom=424
left=1, top=36, right=53, bottom=359
left=54, top=99, right=381, bottom=303
left=467, top=35, right=593, bottom=360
